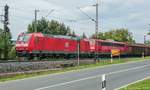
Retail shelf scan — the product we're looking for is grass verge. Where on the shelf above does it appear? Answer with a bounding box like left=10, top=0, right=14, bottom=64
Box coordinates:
left=0, top=57, right=150, bottom=82
left=120, top=78, right=150, bottom=90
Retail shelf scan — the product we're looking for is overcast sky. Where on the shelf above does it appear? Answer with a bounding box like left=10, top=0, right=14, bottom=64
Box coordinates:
left=1, top=0, right=150, bottom=43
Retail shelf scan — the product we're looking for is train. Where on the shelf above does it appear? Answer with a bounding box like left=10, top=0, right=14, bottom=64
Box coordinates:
left=15, top=32, right=150, bottom=59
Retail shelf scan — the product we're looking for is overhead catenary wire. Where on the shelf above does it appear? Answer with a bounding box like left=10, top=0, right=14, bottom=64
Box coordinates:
left=0, top=3, right=96, bottom=24
left=45, top=9, right=55, bottom=17
left=77, top=7, right=96, bottom=22
left=0, top=0, right=97, bottom=29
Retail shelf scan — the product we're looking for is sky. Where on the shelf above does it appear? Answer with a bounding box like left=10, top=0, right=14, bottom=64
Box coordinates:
left=0, top=0, right=150, bottom=43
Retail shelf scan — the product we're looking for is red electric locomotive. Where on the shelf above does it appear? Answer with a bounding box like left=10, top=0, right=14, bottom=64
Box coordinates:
left=87, top=39, right=129, bottom=57
left=16, top=33, right=77, bottom=58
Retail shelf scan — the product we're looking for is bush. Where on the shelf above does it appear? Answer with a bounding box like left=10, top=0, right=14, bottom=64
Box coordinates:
left=8, top=46, right=17, bottom=59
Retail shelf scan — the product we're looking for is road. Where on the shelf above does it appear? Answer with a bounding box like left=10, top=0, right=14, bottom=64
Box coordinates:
left=0, top=60, right=150, bottom=90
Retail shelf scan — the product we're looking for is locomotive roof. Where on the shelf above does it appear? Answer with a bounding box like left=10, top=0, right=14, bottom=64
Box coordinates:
left=22, top=33, right=77, bottom=40
left=93, top=39, right=126, bottom=44
left=43, top=34, right=78, bottom=40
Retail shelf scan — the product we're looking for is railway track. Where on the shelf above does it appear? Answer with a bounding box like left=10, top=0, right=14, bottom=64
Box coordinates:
left=0, top=57, right=96, bottom=63
left=0, top=59, right=95, bottom=74
left=0, top=59, right=70, bottom=63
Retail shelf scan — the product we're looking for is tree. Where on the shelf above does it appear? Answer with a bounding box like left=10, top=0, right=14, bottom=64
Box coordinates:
left=0, top=28, right=12, bottom=59
left=97, top=32, right=106, bottom=40
left=145, top=41, right=150, bottom=45
left=27, top=18, right=71, bottom=35
left=82, top=33, right=87, bottom=39
left=146, top=31, right=150, bottom=45
left=28, top=18, right=49, bottom=33
left=0, top=29, right=3, bottom=59
left=148, top=30, right=150, bottom=35
left=8, top=46, right=16, bottom=59
left=112, top=28, right=135, bottom=43
left=92, top=28, right=135, bottom=43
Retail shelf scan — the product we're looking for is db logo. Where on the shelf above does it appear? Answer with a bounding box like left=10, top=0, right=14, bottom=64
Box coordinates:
left=65, top=42, right=69, bottom=48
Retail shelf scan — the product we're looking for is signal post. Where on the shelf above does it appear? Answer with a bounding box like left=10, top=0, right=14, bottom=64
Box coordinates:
left=4, top=4, right=9, bottom=60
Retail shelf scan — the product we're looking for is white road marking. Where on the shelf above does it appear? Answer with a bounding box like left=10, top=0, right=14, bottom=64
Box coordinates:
left=34, top=63, right=150, bottom=90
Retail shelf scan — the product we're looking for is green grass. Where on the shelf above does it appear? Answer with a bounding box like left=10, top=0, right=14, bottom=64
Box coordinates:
left=120, top=78, right=150, bottom=90
left=0, top=56, right=150, bottom=82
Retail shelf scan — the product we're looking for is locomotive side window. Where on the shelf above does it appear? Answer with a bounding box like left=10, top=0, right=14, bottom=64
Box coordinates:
left=114, top=43, right=124, bottom=47
left=101, top=42, right=124, bottom=47
left=101, top=42, right=112, bottom=46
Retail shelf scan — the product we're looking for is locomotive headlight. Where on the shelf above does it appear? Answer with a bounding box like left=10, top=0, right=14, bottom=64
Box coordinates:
left=24, top=43, right=28, bottom=47
left=15, top=43, right=28, bottom=47
left=91, top=47, right=95, bottom=49
left=15, top=44, right=21, bottom=47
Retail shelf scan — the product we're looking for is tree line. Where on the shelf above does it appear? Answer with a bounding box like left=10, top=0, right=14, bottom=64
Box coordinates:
left=27, top=18, right=76, bottom=37
left=92, top=28, right=135, bottom=44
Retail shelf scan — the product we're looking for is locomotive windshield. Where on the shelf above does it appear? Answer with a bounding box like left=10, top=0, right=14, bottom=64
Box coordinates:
left=17, top=35, right=31, bottom=42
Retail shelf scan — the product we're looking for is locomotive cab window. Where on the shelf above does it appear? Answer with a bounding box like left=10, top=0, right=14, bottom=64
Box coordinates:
left=17, top=35, right=31, bottom=42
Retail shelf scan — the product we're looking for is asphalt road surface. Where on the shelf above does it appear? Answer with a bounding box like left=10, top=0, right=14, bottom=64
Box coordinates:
left=0, top=60, right=150, bottom=90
